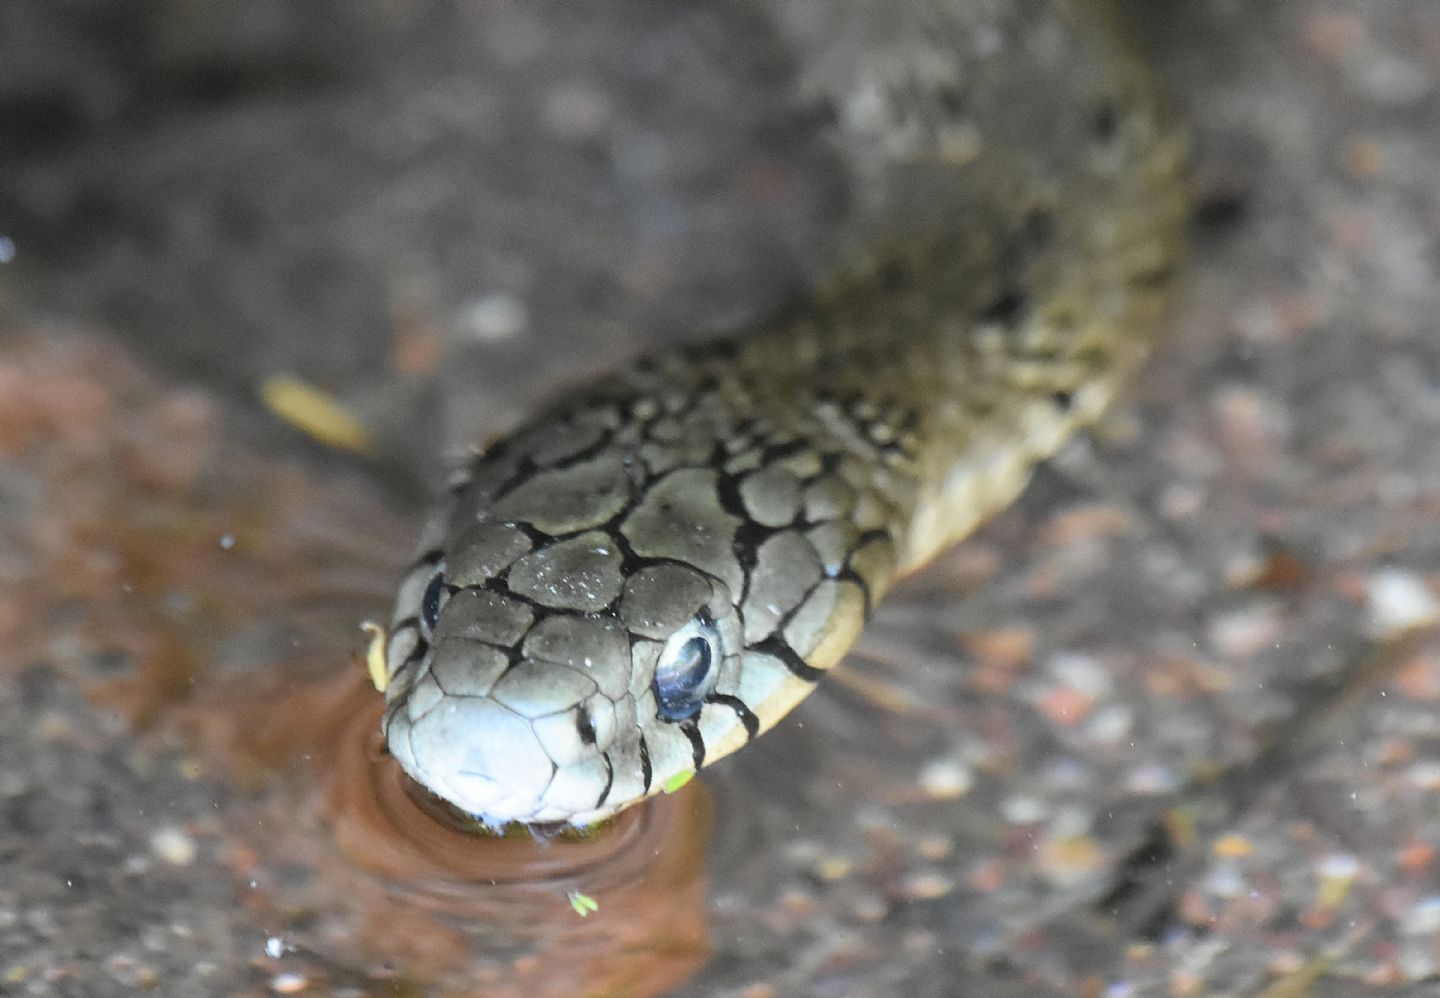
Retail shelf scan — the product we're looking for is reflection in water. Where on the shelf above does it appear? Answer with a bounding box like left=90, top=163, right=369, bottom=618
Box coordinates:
left=200, top=671, right=714, bottom=997
left=2, top=333, right=713, bottom=996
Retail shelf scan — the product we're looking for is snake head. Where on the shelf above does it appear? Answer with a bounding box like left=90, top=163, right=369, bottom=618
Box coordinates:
left=378, top=450, right=829, bottom=827
left=382, top=542, right=755, bottom=828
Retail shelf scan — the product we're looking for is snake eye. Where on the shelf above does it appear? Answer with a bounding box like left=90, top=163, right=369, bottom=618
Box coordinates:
left=653, top=613, right=721, bottom=722
left=420, top=564, right=447, bottom=636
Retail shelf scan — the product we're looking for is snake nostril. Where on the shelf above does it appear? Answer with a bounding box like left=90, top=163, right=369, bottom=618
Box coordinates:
left=420, top=562, right=447, bottom=636
left=575, top=707, right=597, bottom=745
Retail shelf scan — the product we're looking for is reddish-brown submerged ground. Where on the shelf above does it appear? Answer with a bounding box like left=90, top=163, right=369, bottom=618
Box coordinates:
left=0, top=333, right=712, bottom=996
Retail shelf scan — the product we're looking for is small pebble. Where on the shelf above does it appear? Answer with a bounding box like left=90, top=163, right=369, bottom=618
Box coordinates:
left=272, top=972, right=307, bottom=994
left=1086, top=703, right=1133, bottom=744
left=1178, top=888, right=1214, bottom=926
left=1208, top=605, right=1283, bottom=659
left=1367, top=568, right=1438, bottom=636
left=1169, top=969, right=1202, bottom=995
left=1398, top=946, right=1437, bottom=981
left=851, top=892, right=888, bottom=923
left=1211, top=833, right=1255, bottom=859
left=1398, top=839, right=1435, bottom=875
left=1318, top=852, right=1360, bottom=880
left=1316, top=853, right=1360, bottom=907
left=1357, top=53, right=1431, bottom=106
left=1203, top=862, right=1248, bottom=900
left=1306, top=12, right=1363, bottom=59
left=1343, top=137, right=1383, bottom=179
left=150, top=827, right=197, bottom=867
left=1035, top=685, right=1095, bottom=727
left=0, top=771, right=29, bottom=798
left=917, top=757, right=973, bottom=799
left=542, top=83, right=614, bottom=138
left=1037, top=834, right=1105, bottom=883
left=1000, top=795, right=1048, bottom=824
left=1158, top=482, right=1203, bottom=520
left=962, top=626, right=1034, bottom=669
left=967, top=858, right=1007, bottom=893
left=1401, top=896, right=1440, bottom=935
left=778, top=889, right=815, bottom=918
left=901, top=929, right=939, bottom=954
left=37, top=711, right=74, bottom=742
left=458, top=293, right=528, bottom=341
left=900, top=870, right=955, bottom=900
left=1125, top=764, right=1180, bottom=795
left=1048, top=652, right=1112, bottom=696
left=915, top=835, right=953, bottom=861
left=1408, top=761, right=1440, bottom=790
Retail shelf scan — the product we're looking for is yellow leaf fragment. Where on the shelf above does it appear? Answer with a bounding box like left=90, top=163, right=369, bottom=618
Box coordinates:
left=361, top=621, right=388, bottom=692
left=1211, top=833, right=1254, bottom=859
left=260, top=375, right=375, bottom=455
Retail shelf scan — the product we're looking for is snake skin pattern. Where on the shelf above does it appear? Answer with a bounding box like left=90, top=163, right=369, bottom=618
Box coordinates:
left=381, top=0, right=1189, bottom=828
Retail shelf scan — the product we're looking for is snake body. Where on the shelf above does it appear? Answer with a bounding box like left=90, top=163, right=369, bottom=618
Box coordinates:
left=381, top=0, right=1188, bottom=828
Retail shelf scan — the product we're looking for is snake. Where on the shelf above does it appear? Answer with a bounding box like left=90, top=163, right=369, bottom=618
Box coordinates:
left=378, top=0, right=1189, bottom=829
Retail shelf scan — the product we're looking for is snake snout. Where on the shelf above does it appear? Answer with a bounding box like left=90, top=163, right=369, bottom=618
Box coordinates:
left=387, top=654, right=639, bottom=826
left=392, top=695, right=558, bottom=825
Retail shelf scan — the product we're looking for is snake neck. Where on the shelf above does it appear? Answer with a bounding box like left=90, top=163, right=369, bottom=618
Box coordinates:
left=614, top=106, right=1187, bottom=579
